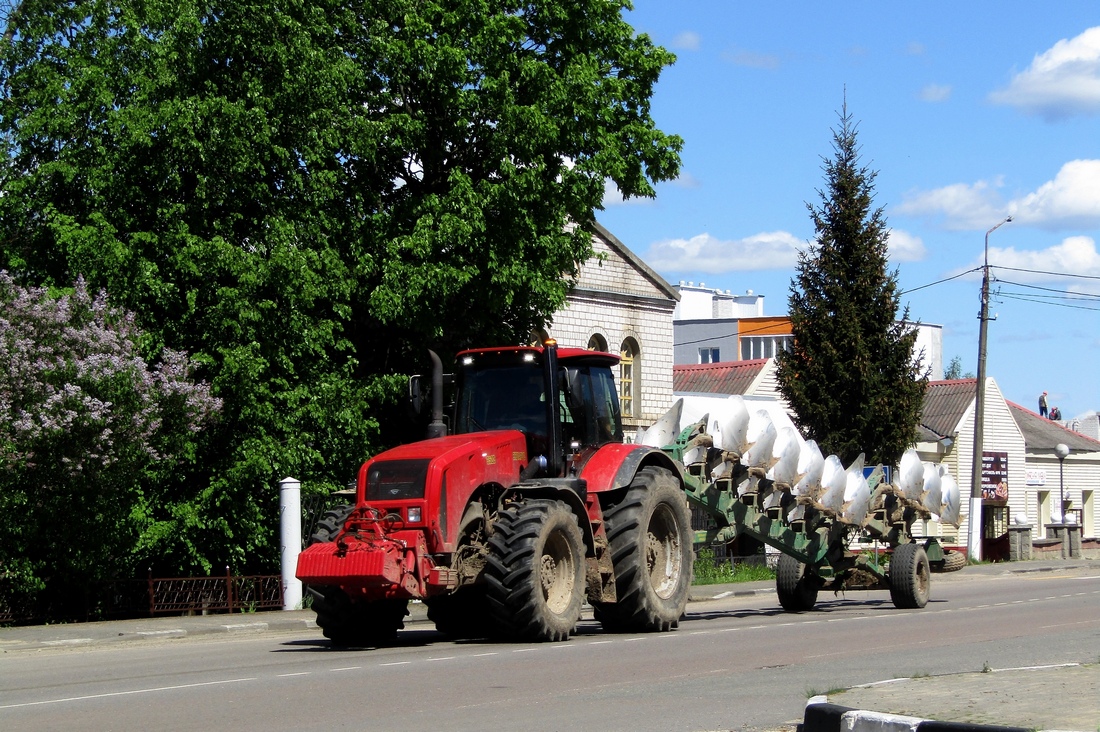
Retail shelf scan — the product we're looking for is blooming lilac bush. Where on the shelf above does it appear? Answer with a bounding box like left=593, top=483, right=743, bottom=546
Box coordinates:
left=0, top=272, right=220, bottom=617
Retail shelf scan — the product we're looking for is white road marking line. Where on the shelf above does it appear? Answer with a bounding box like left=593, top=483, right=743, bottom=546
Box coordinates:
left=0, top=678, right=256, bottom=710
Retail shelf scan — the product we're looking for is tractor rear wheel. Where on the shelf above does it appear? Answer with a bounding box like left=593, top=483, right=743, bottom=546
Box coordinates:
left=776, top=554, right=819, bottom=612
left=889, top=542, right=931, bottom=609
left=593, top=466, right=693, bottom=632
left=484, top=498, right=585, bottom=642
left=305, top=503, right=409, bottom=646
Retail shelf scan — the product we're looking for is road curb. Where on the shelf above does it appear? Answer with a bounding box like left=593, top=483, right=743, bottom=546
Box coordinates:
left=798, top=698, right=1060, bottom=732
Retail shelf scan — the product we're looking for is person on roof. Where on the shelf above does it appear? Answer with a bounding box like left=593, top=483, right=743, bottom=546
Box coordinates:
left=1039, top=391, right=1048, bottom=418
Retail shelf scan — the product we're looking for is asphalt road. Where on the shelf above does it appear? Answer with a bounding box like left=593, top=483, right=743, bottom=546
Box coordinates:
left=1, top=564, right=1097, bottom=732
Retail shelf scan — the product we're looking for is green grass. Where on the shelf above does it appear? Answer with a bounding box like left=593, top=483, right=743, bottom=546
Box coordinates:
left=693, top=548, right=776, bottom=585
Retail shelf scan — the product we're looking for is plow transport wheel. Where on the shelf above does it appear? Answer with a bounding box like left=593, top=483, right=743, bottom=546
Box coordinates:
left=593, top=466, right=693, bottom=633
left=776, top=554, right=818, bottom=612
left=889, top=543, right=931, bottom=609
left=485, top=498, right=585, bottom=642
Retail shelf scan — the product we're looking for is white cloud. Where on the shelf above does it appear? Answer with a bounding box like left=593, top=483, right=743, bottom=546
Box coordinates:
left=919, top=83, right=952, bottom=102
left=906, top=41, right=926, bottom=56
left=721, top=48, right=780, bottom=69
left=641, top=231, right=806, bottom=274
left=989, top=235, right=1100, bottom=276
left=896, top=178, right=1006, bottom=230
left=951, top=235, right=1100, bottom=295
left=990, top=236, right=1100, bottom=296
left=886, top=229, right=926, bottom=262
left=989, top=26, right=1100, bottom=119
left=900, top=160, right=1100, bottom=230
left=671, top=171, right=701, bottom=189
left=671, top=31, right=700, bottom=52
left=1007, top=160, right=1100, bottom=228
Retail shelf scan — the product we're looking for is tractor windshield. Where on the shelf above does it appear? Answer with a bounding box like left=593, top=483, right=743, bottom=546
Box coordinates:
left=454, top=363, right=550, bottom=457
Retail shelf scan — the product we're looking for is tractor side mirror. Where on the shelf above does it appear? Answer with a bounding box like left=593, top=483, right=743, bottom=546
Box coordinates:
left=560, top=367, right=582, bottom=409
left=408, top=374, right=424, bottom=415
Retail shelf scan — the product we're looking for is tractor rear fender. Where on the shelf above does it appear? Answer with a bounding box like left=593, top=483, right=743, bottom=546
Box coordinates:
left=577, top=443, right=686, bottom=495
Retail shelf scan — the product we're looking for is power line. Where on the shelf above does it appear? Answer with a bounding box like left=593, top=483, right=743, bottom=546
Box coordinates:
left=993, top=264, right=1100, bottom=281
left=997, top=292, right=1100, bottom=313
left=900, top=267, right=982, bottom=295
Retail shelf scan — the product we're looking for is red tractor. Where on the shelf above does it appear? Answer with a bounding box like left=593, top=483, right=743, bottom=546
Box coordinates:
left=295, top=340, right=694, bottom=645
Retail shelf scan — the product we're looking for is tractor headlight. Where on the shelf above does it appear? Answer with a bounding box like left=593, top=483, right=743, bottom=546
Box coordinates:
left=407, top=507, right=422, bottom=523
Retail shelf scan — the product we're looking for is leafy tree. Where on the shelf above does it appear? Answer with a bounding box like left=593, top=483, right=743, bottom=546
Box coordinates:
left=775, top=106, right=927, bottom=466
left=0, top=273, right=220, bottom=617
left=0, top=1, right=681, bottom=576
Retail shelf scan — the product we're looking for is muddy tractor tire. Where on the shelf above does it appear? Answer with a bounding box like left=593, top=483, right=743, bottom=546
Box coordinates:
left=889, top=542, right=931, bottom=609
left=776, top=553, right=819, bottom=612
left=593, top=466, right=694, bottom=633
left=305, top=503, right=409, bottom=646
left=484, top=498, right=585, bottom=642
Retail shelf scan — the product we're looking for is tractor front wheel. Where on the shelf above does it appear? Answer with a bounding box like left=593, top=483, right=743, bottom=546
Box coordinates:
left=309, top=587, right=409, bottom=647
left=484, top=498, right=585, bottom=642
left=305, top=503, right=409, bottom=646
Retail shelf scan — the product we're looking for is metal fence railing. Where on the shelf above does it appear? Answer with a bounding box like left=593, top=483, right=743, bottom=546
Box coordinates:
left=2, top=569, right=285, bottom=624
left=110, top=569, right=285, bottom=617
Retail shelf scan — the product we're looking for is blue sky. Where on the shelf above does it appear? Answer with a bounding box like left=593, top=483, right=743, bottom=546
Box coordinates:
left=597, top=2, right=1100, bottom=421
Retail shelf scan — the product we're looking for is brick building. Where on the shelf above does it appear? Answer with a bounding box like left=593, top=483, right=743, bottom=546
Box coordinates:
left=546, top=221, right=679, bottom=436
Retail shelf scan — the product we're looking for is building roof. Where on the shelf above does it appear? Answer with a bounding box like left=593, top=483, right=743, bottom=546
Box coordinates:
left=1007, top=401, right=1100, bottom=454
left=591, top=220, right=680, bottom=301
left=921, top=379, right=978, bottom=439
left=672, top=359, right=769, bottom=395
left=920, top=379, right=1100, bottom=454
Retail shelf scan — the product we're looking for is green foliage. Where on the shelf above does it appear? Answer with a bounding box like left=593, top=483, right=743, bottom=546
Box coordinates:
left=775, top=105, right=928, bottom=466
left=692, top=548, right=775, bottom=585
left=0, top=1, right=681, bottom=581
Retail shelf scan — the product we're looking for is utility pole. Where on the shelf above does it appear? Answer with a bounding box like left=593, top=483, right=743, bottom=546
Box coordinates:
left=968, top=216, right=1011, bottom=562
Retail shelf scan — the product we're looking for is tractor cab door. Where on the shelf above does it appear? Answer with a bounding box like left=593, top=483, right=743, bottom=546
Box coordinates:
left=559, top=365, right=624, bottom=450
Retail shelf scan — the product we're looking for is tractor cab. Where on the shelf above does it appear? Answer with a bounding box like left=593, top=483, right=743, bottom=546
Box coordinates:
left=451, top=342, right=624, bottom=477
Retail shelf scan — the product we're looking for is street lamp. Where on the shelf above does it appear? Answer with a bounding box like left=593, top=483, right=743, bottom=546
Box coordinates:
left=1054, top=443, right=1069, bottom=523
left=968, top=216, right=1011, bottom=563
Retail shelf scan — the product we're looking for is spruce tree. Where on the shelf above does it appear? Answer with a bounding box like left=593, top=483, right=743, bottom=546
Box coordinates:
left=775, top=105, right=928, bottom=467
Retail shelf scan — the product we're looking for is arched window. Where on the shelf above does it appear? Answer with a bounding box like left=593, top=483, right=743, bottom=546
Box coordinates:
left=587, top=333, right=608, bottom=352
left=619, top=337, right=639, bottom=418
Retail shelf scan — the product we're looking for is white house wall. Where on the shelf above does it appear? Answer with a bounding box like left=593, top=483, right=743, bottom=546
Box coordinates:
left=552, top=232, right=676, bottom=431
left=949, top=378, right=1027, bottom=546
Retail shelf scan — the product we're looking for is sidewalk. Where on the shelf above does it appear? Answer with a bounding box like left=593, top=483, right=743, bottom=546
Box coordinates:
left=3, top=559, right=1097, bottom=732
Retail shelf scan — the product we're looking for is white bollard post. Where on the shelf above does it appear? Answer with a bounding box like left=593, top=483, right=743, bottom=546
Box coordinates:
left=279, top=477, right=303, bottom=610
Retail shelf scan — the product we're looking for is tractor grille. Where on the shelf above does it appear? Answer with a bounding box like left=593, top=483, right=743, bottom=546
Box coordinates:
left=366, top=459, right=430, bottom=501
